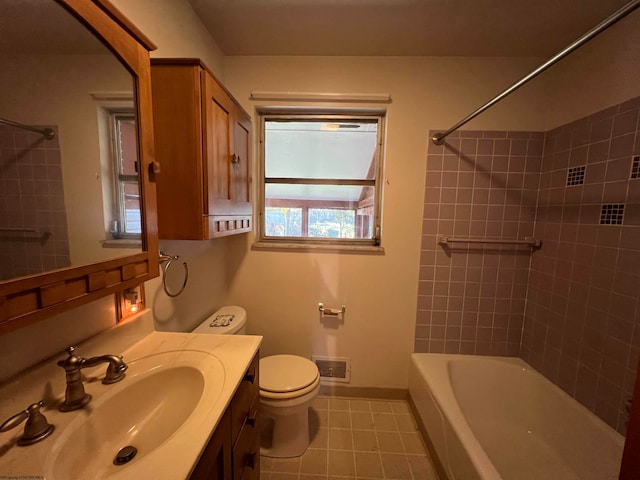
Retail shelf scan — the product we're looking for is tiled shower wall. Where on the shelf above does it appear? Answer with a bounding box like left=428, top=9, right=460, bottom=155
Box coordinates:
left=522, top=97, right=640, bottom=433
left=0, top=125, right=70, bottom=280
left=415, top=97, right=640, bottom=433
left=415, top=131, right=543, bottom=356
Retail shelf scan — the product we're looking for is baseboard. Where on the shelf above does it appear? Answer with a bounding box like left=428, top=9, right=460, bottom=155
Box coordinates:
left=318, top=385, right=408, bottom=400
left=408, top=394, right=448, bottom=480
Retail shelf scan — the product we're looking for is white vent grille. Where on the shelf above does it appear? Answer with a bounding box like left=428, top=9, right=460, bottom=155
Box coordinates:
left=312, top=356, right=351, bottom=383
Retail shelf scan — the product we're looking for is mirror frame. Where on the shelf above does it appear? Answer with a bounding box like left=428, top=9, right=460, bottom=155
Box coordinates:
left=0, top=0, right=159, bottom=335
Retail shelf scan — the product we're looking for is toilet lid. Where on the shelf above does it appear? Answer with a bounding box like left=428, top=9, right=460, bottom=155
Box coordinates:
left=260, top=355, right=319, bottom=393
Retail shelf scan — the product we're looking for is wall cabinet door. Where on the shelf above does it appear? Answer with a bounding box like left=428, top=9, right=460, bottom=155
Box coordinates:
left=152, top=59, right=252, bottom=240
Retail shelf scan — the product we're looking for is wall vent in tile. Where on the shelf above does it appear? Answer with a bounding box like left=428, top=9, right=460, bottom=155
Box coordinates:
left=632, top=156, right=640, bottom=179
left=600, top=204, right=625, bottom=225
left=312, top=356, right=351, bottom=383
left=566, top=165, right=586, bottom=186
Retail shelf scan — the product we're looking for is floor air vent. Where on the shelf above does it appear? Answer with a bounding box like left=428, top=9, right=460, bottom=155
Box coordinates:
left=312, top=356, right=351, bottom=383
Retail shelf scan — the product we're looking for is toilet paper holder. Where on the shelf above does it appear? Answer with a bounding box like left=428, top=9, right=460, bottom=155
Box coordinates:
left=318, top=303, right=346, bottom=320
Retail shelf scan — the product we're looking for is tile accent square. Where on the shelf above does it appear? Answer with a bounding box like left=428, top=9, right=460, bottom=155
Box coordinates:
left=567, top=165, right=586, bottom=186
left=600, top=204, right=625, bottom=225
left=632, top=156, right=640, bottom=179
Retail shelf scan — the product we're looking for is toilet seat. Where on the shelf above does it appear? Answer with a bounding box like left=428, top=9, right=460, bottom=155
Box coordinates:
left=260, top=355, right=320, bottom=399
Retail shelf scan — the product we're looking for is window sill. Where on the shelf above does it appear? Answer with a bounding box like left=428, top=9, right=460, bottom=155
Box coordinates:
left=101, top=238, right=142, bottom=249
left=252, top=241, right=385, bottom=254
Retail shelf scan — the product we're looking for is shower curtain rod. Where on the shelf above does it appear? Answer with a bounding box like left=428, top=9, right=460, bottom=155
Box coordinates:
left=0, top=117, right=55, bottom=140
left=431, top=0, right=640, bottom=146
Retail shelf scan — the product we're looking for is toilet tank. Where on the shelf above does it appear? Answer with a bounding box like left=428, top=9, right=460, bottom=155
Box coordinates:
left=191, top=305, right=247, bottom=335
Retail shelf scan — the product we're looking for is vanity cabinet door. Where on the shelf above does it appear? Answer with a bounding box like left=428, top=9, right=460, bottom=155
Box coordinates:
left=231, top=354, right=259, bottom=439
left=151, top=59, right=252, bottom=240
left=191, top=352, right=260, bottom=480
left=190, top=409, right=232, bottom=480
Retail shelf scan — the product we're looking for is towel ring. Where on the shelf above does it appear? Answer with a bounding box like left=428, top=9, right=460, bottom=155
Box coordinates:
left=159, top=252, right=188, bottom=298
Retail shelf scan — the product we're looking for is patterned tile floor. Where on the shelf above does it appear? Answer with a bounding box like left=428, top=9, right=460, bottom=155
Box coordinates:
left=260, top=396, right=439, bottom=480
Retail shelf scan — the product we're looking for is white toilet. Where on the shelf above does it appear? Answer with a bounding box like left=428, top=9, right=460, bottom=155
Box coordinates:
left=192, top=306, right=320, bottom=458
left=259, top=354, right=320, bottom=458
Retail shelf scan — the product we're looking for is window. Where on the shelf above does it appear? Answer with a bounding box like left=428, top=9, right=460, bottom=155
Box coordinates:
left=258, top=111, right=385, bottom=248
left=109, top=112, right=141, bottom=238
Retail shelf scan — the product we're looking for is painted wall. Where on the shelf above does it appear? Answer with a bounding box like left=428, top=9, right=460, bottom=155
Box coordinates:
left=221, top=56, right=548, bottom=388
left=541, top=12, right=640, bottom=130
left=110, top=0, right=226, bottom=81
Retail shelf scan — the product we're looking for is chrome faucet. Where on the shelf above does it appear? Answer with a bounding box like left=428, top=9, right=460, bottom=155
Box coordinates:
left=57, top=346, right=128, bottom=412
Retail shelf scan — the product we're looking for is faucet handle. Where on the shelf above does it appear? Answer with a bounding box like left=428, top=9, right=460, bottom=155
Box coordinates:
left=0, top=401, right=55, bottom=446
left=57, top=346, right=83, bottom=371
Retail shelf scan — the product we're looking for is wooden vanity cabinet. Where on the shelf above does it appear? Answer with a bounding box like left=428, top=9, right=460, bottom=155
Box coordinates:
left=151, top=59, right=252, bottom=240
left=190, top=353, right=260, bottom=480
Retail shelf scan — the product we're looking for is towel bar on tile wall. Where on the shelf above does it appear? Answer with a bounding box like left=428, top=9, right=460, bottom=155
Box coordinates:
left=438, top=236, right=542, bottom=249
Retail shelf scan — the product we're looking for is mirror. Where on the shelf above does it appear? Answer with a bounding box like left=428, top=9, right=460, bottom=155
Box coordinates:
left=0, top=0, right=142, bottom=282
left=0, top=0, right=159, bottom=333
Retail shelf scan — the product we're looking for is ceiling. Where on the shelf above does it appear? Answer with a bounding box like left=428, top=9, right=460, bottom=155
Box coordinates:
left=187, top=0, right=634, bottom=57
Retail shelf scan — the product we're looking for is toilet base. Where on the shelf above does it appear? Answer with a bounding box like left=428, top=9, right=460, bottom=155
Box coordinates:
left=260, top=407, right=311, bottom=458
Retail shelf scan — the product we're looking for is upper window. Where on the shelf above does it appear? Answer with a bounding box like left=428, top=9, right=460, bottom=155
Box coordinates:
left=258, top=111, right=385, bottom=248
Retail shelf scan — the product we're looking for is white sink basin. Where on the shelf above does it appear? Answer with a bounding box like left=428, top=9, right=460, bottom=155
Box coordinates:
left=45, top=350, right=224, bottom=480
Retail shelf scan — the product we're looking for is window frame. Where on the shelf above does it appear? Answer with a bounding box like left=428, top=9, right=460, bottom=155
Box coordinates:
left=108, top=111, right=141, bottom=239
left=256, top=108, right=385, bottom=251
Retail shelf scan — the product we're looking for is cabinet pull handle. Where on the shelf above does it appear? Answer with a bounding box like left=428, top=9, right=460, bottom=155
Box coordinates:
left=245, top=450, right=257, bottom=470
left=243, top=371, right=256, bottom=384
left=246, top=409, right=257, bottom=427
left=231, top=153, right=241, bottom=164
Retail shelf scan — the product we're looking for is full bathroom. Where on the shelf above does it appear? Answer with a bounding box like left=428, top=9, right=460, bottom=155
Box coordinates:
left=1, top=0, right=639, bottom=479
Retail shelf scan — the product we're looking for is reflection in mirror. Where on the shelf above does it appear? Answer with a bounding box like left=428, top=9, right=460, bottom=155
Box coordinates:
left=0, top=0, right=143, bottom=282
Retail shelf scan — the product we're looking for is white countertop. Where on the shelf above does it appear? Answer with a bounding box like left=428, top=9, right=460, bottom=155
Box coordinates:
left=0, top=310, right=262, bottom=479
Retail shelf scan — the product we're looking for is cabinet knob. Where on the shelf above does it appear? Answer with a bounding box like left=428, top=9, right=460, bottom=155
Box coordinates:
left=148, top=160, right=161, bottom=175
left=231, top=153, right=241, bottom=164
left=243, top=370, right=256, bottom=384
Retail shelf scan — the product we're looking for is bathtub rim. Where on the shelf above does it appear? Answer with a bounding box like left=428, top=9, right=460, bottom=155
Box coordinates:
left=409, top=352, right=625, bottom=480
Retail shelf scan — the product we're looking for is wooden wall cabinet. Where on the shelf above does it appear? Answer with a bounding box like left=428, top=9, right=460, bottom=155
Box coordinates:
left=151, top=59, right=252, bottom=240
left=190, top=353, right=260, bottom=480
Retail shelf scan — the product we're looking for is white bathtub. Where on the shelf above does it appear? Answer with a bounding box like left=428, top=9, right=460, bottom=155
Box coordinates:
left=409, top=354, right=624, bottom=480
